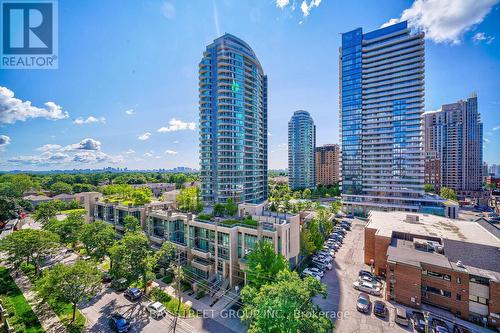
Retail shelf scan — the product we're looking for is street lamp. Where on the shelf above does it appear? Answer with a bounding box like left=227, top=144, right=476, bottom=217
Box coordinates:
left=423, top=311, right=430, bottom=333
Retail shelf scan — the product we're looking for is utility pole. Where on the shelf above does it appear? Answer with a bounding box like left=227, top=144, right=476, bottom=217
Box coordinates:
left=169, top=250, right=183, bottom=333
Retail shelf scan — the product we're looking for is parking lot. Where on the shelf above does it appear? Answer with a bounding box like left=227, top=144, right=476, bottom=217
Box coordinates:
left=313, top=219, right=412, bottom=333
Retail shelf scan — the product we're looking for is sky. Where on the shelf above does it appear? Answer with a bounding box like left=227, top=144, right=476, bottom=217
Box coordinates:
left=1, top=0, right=500, bottom=171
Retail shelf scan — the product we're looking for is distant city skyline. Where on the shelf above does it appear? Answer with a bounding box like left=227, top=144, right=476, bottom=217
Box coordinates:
left=1, top=0, right=499, bottom=171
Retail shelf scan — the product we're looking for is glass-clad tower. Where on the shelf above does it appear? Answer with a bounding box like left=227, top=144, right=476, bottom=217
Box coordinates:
left=199, top=34, right=268, bottom=204
left=288, top=110, right=316, bottom=190
left=340, top=21, right=433, bottom=216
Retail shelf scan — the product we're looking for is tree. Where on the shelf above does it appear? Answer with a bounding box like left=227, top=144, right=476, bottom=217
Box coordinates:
left=300, top=229, right=315, bottom=256
left=50, top=181, right=73, bottom=195
left=0, top=229, right=59, bottom=274
left=123, top=215, right=140, bottom=233
left=307, top=219, right=325, bottom=252
left=302, top=188, right=312, bottom=199
left=72, top=183, right=97, bottom=193
left=35, top=260, right=101, bottom=322
left=245, top=240, right=288, bottom=286
left=155, top=241, right=177, bottom=268
left=316, top=209, right=333, bottom=236
left=43, top=212, right=84, bottom=247
left=79, top=221, right=116, bottom=260
left=329, top=201, right=341, bottom=214
left=424, top=183, right=435, bottom=193
left=33, top=201, right=59, bottom=225
left=0, top=174, right=34, bottom=197
left=440, top=187, right=457, bottom=201
left=213, top=203, right=225, bottom=217
left=109, top=232, right=155, bottom=291
left=176, top=187, right=202, bottom=213
left=224, top=198, right=238, bottom=216
left=131, top=188, right=152, bottom=205
left=241, top=270, right=332, bottom=333
left=0, top=195, right=24, bottom=222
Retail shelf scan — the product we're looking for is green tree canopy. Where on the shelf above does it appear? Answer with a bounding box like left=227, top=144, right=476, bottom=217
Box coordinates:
left=424, top=183, right=435, bottom=193
left=79, top=220, right=116, bottom=260
left=50, top=181, right=73, bottom=195
left=0, top=228, right=59, bottom=274
left=123, top=215, right=140, bottom=233
left=176, top=186, right=202, bottom=213
left=33, top=201, right=59, bottom=225
left=440, top=187, right=457, bottom=201
left=35, top=260, right=101, bottom=322
left=245, top=240, right=288, bottom=286
left=43, top=212, right=84, bottom=247
left=224, top=198, right=238, bottom=216
left=0, top=174, right=34, bottom=197
left=241, top=270, right=332, bottom=333
left=0, top=195, right=32, bottom=222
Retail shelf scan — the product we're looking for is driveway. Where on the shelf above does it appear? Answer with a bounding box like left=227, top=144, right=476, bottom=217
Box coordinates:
left=314, top=219, right=412, bottom=333
left=79, top=287, right=241, bottom=333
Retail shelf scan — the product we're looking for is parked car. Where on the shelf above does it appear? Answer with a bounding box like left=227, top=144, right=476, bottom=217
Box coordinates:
left=346, top=214, right=354, bottom=218
left=302, top=269, right=321, bottom=281
left=333, top=228, right=346, bottom=235
left=109, top=314, right=130, bottom=333
left=411, top=311, right=426, bottom=332
left=359, top=270, right=374, bottom=278
left=341, top=220, right=351, bottom=226
left=394, top=307, right=410, bottom=327
left=311, top=260, right=332, bottom=270
left=339, top=223, right=351, bottom=231
left=124, top=287, right=142, bottom=301
left=452, top=324, right=472, bottom=333
left=146, top=301, right=167, bottom=319
left=307, top=267, right=324, bottom=277
left=431, top=318, right=450, bottom=333
left=356, top=292, right=371, bottom=313
left=352, top=281, right=381, bottom=296
left=373, top=300, right=387, bottom=318
left=359, top=275, right=382, bottom=287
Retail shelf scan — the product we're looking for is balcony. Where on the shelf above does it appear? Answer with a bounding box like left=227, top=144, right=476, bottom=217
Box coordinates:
left=191, top=258, right=212, bottom=273
left=191, top=247, right=211, bottom=260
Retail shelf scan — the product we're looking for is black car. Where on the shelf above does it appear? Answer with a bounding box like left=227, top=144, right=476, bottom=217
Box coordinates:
left=124, top=287, right=142, bottom=301
left=109, top=314, right=130, bottom=333
left=373, top=300, right=387, bottom=318
left=431, top=318, right=450, bottom=333
left=411, top=311, right=426, bottom=333
left=359, top=270, right=373, bottom=278
left=340, top=223, right=351, bottom=230
left=453, top=324, right=472, bottom=333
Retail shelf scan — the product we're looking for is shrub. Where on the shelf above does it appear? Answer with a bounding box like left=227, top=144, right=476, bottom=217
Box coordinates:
left=149, top=287, right=171, bottom=303
left=162, top=272, right=173, bottom=284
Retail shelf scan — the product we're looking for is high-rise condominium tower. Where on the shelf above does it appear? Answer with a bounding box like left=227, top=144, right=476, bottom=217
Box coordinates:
left=199, top=34, right=268, bottom=204
left=424, top=94, right=483, bottom=195
left=315, top=144, right=340, bottom=186
left=340, top=21, right=432, bottom=216
left=288, top=110, right=316, bottom=190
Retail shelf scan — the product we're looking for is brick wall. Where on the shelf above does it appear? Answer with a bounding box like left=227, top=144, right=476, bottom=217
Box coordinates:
left=489, top=281, right=500, bottom=328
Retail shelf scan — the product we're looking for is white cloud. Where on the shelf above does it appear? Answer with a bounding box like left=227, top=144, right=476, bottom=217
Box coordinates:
left=36, top=144, right=62, bottom=152
left=144, top=152, right=153, bottom=158
left=0, top=86, right=69, bottom=124
left=164, top=150, right=178, bottom=155
left=74, top=116, right=106, bottom=125
left=473, top=32, right=495, bottom=44
left=157, top=118, right=196, bottom=132
left=268, top=132, right=272, bottom=136
left=161, top=1, right=175, bottom=19
left=124, top=149, right=136, bottom=154
left=64, top=138, right=101, bottom=151
left=492, top=125, right=500, bottom=131
left=276, top=0, right=290, bottom=8
left=0, top=135, right=11, bottom=148
left=125, top=109, right=135, bottom=115
left=484, top=138, right=491, bottom=143
left=381, top=0, right=499, bottom=44
left=8, top=138, right=120, bottom=166
left=300, top=0, right=322, bottom=17
left=173, top=140, right=180, bottom=144
left=138, top=132, right=152, bottom=141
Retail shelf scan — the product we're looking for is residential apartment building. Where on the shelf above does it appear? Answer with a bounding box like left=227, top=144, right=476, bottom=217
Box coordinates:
left=199, top=33, right=268, bottom=205
left=315, top=144, right=340, bottom=186
left=288, top=110, right=316, bottom=190
left=424, top=95, right=483, bottom=196
left=365, top=211, right=500, bottom=328
left=340, top=21, right=448, bottom=217
left=131, top=183, right=176, bottom=197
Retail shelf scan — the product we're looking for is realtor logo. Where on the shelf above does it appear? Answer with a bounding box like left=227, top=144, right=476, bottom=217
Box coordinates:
left=1, top=0, right=58, bottom=69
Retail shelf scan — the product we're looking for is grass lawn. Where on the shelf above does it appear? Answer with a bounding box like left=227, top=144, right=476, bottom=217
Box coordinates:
left=149, top=287, right=196, bottom=318
left=46, top=299, right=85, bottom=333
left=58, top=209, right=86, bottom=215
left=0, top=267, right=44, bottom=333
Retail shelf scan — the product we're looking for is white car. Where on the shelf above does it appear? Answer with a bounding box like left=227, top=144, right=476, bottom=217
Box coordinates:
left=146, top=301, right=167, bottom=319
left=302, top=269, right=321, bottom=280
left=307, top=267, right=324, bottom=277
left=352, top=281, right=381, bottom=296
left=359, top=275, right=382, bottom=287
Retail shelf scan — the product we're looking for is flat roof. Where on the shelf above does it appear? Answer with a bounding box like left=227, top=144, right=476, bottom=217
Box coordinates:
left=366, top=211, right=500, bottom=247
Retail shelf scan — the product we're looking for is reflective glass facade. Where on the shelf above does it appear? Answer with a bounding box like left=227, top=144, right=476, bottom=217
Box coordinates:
left=199, top=34, right=268, bottom=204
left=288, top=110, right=316, bottom=190
left=340, top=21, right=428, bottom=214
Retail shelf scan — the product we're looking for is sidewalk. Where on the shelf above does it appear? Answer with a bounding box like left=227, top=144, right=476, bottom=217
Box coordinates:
left=10, top=270, right=68, bottom=333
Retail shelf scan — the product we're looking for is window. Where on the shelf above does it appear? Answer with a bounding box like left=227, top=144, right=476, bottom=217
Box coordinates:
left=456, top=294, right=461, bottom=301
left=469, top=275, right=489, bottom=286
left=469, top=295, right=489, bottom=305
left=422, top=269, right=451, bottom=281
left=422, top=285, right=451, bottom=298
left=456, top=277, right=461, bottom=284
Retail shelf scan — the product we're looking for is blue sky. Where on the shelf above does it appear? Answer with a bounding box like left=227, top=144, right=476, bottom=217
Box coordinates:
left=1, top=0, right=499, bottom=171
